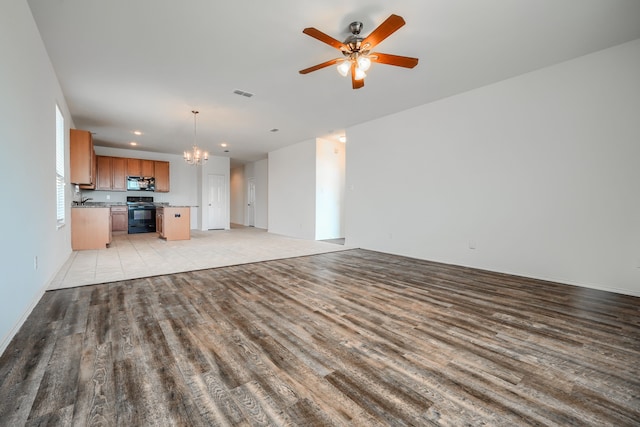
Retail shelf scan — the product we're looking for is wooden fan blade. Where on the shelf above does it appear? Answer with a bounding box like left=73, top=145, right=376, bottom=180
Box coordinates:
left=303, top=27, right=348, bottom=51
left=370, top=52, right=419, bottom=68
left=351, top=66, right=365, bottom=89
left=361, top=14, right=406, bottom=50
left=299, top=58, right=340, bottom=74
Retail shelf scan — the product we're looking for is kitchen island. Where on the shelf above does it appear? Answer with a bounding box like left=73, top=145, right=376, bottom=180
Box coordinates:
left=71, top=206, right=112, bottom=250
left=156, top=206, right=191, bottom=241
left=72, top=203, right=192, bottom=249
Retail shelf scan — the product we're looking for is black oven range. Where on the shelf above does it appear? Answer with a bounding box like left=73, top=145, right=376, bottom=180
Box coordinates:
left=127, top=196, right=156, bottom=234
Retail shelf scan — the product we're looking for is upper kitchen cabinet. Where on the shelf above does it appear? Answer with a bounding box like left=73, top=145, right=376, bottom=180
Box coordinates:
left=127, top=158, right=140, bottom=176
left=127, top=158, right=155, bottom=177
left=70, top=129, right=96, bottom=188
left=96, top=156, right=112, bottom=190
left=141, top=160, right=155, bottom=177
left=111, top=157, right=127, bottom=191
left=154, top=161, right=170, bottom=192
left=96, top=156, right=126, bottom=191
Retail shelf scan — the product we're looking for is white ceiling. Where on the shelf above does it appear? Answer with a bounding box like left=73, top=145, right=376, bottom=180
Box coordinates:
left=27, top=0, right=640, bottom=165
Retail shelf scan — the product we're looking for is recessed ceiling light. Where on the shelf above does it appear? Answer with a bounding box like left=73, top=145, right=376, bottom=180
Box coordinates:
left=270, top=128, right=279, bottom=132
left=133, top=130, right=142, bottom=136
left=221, top=143, right=228, bottom=148
left=130, top=141, right=137, bottom=146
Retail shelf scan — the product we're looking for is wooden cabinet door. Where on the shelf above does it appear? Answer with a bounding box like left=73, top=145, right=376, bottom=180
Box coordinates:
left=111, top=157, right=127, bottom=191
left=96, top=156, right=112, bottom=190
left=141, top=160, right=155, bottom=177
left=111, top=206, right=128, bottom=231
left=78, top=145, right=96, bottom=190
left=70, top=129, right=95, bottom=186
left=111, top=213, right=127, bottom=231
left=154, top=161, right=170, bottom=192
left=127, top=158, right=141, bottom=176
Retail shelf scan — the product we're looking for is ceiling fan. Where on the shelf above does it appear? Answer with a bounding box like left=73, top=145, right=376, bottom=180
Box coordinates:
left=299, top=14, right=419, bottom=89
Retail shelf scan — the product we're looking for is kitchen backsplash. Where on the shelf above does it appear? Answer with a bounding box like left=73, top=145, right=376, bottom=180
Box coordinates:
left=73, top=188, right=170, bottom=204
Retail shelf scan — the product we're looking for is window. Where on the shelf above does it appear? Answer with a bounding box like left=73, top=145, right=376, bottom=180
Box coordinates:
left=56, top=104, right=65, bottom=228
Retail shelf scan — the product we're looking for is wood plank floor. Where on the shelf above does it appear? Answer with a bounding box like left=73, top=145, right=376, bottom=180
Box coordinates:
left=1, top=249, right=639, bottom=426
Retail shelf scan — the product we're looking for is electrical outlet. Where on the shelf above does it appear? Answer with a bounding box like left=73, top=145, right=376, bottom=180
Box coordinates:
left=34, top=256, right=38, bottom=270
left=469, top=241, right=476, bottom=250
left=106, top=195, right=110, bottom=200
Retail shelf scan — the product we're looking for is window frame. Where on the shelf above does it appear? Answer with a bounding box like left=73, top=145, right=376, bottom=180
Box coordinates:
left=56, top=104, right=65, bottom=228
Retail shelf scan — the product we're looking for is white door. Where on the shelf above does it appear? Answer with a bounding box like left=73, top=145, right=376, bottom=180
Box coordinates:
left=207, top=174, right=227, bottom=229
left=247, top=178, right=255, bottom=227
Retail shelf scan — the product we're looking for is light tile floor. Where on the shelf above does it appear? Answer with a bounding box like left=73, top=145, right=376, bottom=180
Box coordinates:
left=49, top=226, right=351, bottom=290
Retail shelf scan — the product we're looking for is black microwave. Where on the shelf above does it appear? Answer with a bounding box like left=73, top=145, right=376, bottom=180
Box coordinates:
left=127, top=176, right=155, bottom=191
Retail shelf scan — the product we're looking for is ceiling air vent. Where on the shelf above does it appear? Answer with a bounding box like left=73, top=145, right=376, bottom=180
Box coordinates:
left=233, top=89, right=254, bottom=98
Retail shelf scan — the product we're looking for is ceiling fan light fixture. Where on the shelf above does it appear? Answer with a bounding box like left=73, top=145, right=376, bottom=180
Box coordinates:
left=336, top=60, right=351, bottom=77
left=357, top=55, right=371, bottom=71
left=300, top=14, right=418, bottom=89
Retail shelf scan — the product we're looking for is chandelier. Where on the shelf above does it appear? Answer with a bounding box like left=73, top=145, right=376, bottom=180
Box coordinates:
left=183, top=110, right=208, bottom=166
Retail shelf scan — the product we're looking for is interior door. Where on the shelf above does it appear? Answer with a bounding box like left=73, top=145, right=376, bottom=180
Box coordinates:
left=247, top=178, right=255, bottom=227
left=207, top=174, right=227, bottom=230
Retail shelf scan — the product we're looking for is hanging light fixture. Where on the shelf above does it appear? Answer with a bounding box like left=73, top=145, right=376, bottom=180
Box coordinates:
left=183, top=110, right=208, bottom=166
left=337, top=59, right=351, bottom=77
left=336, top=52, right=370, bottom=81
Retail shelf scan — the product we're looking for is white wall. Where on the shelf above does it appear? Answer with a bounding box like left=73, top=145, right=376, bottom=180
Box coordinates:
left=230, top=165, right=245, bottom=225
left=316, top=138, right=346, bottom=240
left=254, top=158, right=269, bottom=229
left=268, top=140, right=316, bottom=239
left=346, top=39, right=640, bottom=296
left=0, top=0, right=73, bottom=353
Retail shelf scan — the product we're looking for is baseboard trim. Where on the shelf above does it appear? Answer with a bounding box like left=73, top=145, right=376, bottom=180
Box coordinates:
left=0, top=285, right=46, bottom=357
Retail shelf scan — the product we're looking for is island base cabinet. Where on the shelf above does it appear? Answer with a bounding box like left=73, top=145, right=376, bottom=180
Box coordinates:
left=71, top=208, right=112, bottom=250
left=157, top=207, right=190, bottom=241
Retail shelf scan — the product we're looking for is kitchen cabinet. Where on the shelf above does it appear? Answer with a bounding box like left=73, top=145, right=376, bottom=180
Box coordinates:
left=111, top=157, right=127, bottom=191
left=71, top=207, right=111, bottom=250
left=127, top=158, right=155, bottom=177
left=80, top=147, right=96, bottom=190
left=154, top=161, right=170, bottom=192
left=157, top=207, right=190, bottom=241
left=111, top=205, right=127, bottom=232
left=70, top=129, right=96, bottom=189
left=127, top=158, right=141, bottom=176
left=141, top=160, right=155, bottom=177
left=96, top=156, right=112, bottom=190
left=96, top=156, right=126, bottom=191
left=91, top=155, right=170, bottom=192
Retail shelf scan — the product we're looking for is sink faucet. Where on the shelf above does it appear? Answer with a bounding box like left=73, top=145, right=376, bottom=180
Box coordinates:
left=81, top=197, right=93, bottom=205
